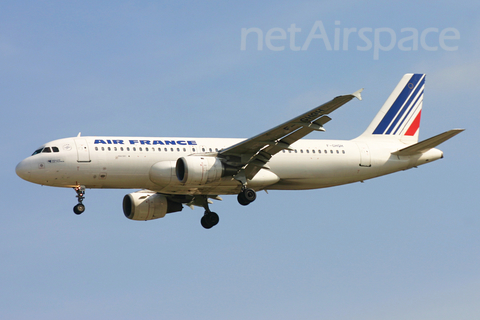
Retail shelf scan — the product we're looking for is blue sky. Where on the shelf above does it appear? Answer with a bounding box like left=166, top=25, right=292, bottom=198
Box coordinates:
left=2, top=1, right=479, bottom=319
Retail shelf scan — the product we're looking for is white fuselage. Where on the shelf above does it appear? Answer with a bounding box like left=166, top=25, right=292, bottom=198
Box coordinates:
left=15, top=136, right=443, bottom=195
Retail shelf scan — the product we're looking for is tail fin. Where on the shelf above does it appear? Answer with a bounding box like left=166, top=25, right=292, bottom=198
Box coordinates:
left=358, top=73, right=426, bottom=145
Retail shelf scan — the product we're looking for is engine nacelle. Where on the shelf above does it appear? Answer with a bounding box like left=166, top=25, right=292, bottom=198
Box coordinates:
left=123, top=192, right=183, bottom=221
left=149, top=161, right=177, bottom=186
left=176, top=156, right=235, bottom=185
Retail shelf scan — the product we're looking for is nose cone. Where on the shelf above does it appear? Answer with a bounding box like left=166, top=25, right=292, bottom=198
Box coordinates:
left=16, top=158, right=32, bottom=181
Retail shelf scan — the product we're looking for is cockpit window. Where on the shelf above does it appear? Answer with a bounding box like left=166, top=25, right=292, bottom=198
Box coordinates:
left=32, top=148, right=43, bottom=156
left=31, top=146, right=59, bottom=156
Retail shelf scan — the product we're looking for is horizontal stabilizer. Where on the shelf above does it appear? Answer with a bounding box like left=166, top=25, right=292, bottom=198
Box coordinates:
left=392, top=129, right=464, bottom=156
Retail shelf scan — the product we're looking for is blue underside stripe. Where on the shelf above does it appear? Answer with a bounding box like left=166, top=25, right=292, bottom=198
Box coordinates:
left=373, top=74, right=424, bottom=135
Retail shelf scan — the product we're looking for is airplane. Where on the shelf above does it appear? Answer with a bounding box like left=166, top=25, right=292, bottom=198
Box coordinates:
left=16, top=74, right=463, bottom=229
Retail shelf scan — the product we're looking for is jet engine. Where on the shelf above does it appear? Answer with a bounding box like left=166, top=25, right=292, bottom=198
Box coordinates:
left=123, top=192, right=183, bottom=221
left=175, top=156, right=236, bottom=185
left=149, top=161, right=177, bottom=186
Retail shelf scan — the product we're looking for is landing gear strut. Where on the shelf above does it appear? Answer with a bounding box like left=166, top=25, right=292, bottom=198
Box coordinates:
left=73, top=185, right=86, bottom=215
left=237, top=187, right=256, bottom=206
left=199, top=196, right=219, bottom=229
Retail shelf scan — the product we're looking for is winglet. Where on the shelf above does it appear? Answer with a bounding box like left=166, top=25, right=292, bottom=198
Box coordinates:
left=352, top=88, right=363, bottom=101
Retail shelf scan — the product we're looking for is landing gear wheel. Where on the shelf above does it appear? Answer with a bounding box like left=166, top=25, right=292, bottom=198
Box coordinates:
left=237, top=192, right=249, bottom=206
left=237, top=188, right=256, bottom=206
left=73, top=203, right=85, bottom=215
left=201, top=211, right=219, bottom=229
left=243, top=188, right=256, bottom=202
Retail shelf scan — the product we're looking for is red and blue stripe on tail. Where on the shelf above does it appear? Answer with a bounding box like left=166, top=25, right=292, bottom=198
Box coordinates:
left=360, top=73, right=426, bottom=144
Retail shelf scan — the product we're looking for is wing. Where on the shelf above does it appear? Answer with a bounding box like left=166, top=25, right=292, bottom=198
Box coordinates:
left=219, top=89, right=363, bottom=180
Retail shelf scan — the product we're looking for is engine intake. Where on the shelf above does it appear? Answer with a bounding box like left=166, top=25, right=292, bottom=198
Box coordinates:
left=123, top=192, right=183, bottom=221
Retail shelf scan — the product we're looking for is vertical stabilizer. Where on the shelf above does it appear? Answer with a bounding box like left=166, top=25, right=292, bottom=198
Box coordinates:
left=358, top=73, right=425, bottom=145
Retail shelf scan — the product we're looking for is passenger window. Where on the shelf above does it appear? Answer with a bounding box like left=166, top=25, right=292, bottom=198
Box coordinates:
left=209, top=148, right=212, bottom=152
left=95, top=147, right=98, bottom=151
left=52, top=147, right=59, bottom=152
left=306, top=149, right=309, bottom=153
left=145, top=147, right=149, bottom=151
left=102, top=147, right=105, bottom=151
left=300, top=150, right=303, bottom=153
left=202, top=148, right=205, bottom=152
left=192, top=148, right=196, bottom=152
left=318, top=150, right=321, bottom=153
left=42, top=147, right=51, bottom=153
left=114, top=147, right=117, bottom=151
left=324, top=150, right=327, bottom=153
left=120, top=147, right=124, bottom=151
left=294, top=150, right=297, bottom=153
left=183, top=148, right=186, bottom=152
left=139, top=147, right=142, bottom=151
left=108, top=147, right=111, bottom=151
left=177, top=148, right=180, bottom=152
left=164, top=148, right=168, bottom=152
left=158, top=148, right=161, bottom=151
left=336, top=150, right=339, bottom=154
left=342, top=150, right=345, bottom=154
left=312, top=150, right=315, bottom=153
left=126, top=147, right=130, bottom=151
left=170, top=148, right=174, bottom=152
left=330, top=150, right=333, bottom=154
left=215, top=148, right=219, bottom=152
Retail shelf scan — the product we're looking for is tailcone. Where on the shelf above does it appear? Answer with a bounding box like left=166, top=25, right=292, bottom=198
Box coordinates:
left=414, top=148, right=443, bottom=166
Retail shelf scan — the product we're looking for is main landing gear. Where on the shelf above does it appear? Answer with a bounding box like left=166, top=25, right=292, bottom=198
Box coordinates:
left=199, top=196, right=219, bottom=229
left=237, top=187, right=256, bottom=206
left=234, top=170, right=257, bottom=206
left=198, top=187, right=257, bottom=229
left=73, top=185, right=86, bottom=215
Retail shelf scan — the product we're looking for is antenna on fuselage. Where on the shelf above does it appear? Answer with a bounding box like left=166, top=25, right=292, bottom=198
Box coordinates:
left=77, top=132, right=81, bottom=137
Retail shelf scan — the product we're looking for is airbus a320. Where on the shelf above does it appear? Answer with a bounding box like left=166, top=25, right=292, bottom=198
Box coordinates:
left=16, top=74, right=463, bottom=229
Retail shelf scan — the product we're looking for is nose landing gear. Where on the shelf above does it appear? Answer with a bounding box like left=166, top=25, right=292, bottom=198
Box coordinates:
left=73, top=185, right=86, bottom=215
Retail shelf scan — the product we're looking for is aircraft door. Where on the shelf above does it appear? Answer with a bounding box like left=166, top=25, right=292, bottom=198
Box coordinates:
left=356, top=142, right=371, bottom=167
left=74, top=139, right=91, bottom=162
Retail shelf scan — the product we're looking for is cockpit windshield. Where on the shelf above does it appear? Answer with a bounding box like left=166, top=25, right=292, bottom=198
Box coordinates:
left=32, top=148, right=43, bottom=156
left=31, top=146, right=60, bottom=156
